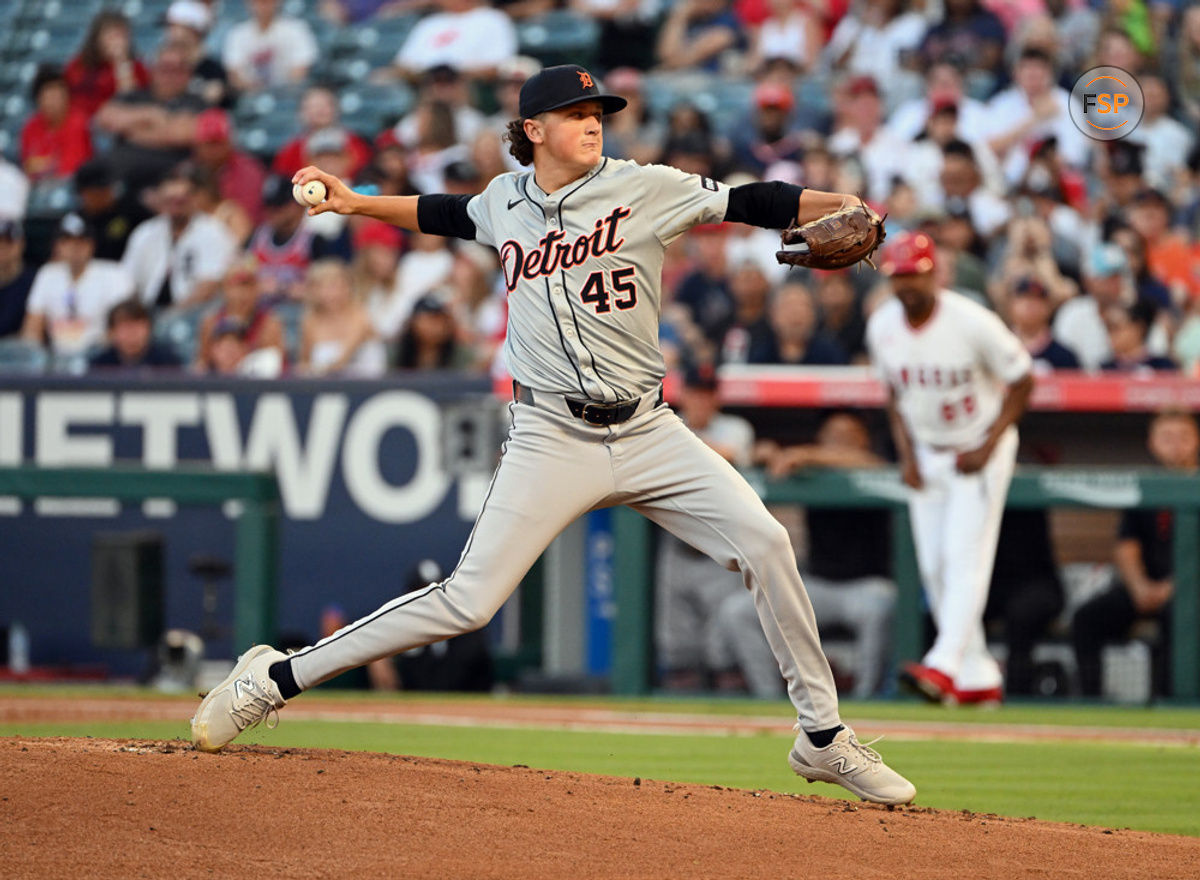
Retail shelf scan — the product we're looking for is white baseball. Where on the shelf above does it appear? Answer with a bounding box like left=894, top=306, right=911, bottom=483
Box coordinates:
left=293, top=180, right=327, bottom=206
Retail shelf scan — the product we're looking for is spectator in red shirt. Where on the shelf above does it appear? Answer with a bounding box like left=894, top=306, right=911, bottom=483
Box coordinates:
left=271, top=85, right=372, bottom=179
left=65, top=10, right=152, bottom=119
left=21, top=66, right=93, bottom=181
left=192, top=108, right=267, bottom=224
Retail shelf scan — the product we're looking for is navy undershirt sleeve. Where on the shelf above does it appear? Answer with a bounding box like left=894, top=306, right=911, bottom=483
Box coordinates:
left=724, top=181, right=806, bottom=229
left=416, top=194, right=477, bottom=240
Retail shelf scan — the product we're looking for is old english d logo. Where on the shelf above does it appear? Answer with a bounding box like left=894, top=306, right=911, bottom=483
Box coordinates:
left=578, top=70, right=593, bottom=89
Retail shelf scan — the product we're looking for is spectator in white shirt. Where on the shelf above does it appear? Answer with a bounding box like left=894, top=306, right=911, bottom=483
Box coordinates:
left=746, top=0, right=822, bottom=74
left=1052, top=243, right=1135, bottom=372
left=939, top=138, right=1010, bottom=240
left=222, top=0, right=318, bottom=92
left=1127, top=75, right=1195, bottom=193
left=886, top=61, right=992, bottom=146
left=0, top=157, right=30, bottom=220
left=984, top=47, right=1090, bottom=186
left=394, top=0, right=518, bottom=80
left=824, top=0, right=926, bottom=103
left=122, top=165, right=237, bottom=309
left=373, top=228, right=457, bottom=339
left=827, top=75, right=912, bottom=204
left=22, top=213, right=134, bottom=355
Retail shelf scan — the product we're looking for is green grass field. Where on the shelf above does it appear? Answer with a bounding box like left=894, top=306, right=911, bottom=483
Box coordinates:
left=3, top=689, right=1199, bottom=837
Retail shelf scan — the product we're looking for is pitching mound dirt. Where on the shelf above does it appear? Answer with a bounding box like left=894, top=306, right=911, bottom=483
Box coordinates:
left=2, top=737, right=1197, bottom=879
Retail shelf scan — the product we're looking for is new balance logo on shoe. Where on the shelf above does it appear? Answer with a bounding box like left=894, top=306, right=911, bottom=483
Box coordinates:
left=233, top=673, right=258, bottom=701
left=829, top=756, right=857, bottom=775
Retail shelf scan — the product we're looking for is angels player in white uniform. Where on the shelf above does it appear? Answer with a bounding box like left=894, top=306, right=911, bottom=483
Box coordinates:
left=189, top=65, right=915, bottom=805
left=867, top=231, right=1033, bottom=704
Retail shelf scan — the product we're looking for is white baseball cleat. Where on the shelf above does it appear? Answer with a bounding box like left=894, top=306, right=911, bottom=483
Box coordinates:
left=788, top=726, right=916, bottom=806
left=191, top=644, right=287, bottom=753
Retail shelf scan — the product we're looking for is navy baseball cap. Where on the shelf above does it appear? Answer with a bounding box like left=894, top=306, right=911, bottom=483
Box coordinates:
left=519, top=64, right=627, bottom=119
left=57, top=212, right=94, bottom=240
left=683, top=363, right=719, bottom=391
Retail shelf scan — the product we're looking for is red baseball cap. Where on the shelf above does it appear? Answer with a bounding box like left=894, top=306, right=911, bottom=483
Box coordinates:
left=195, top=108, right=231, bottom=143
left=353, top=219, right=403, bottom=251
left=846, top=75, right=879, bottom=98
left=754, top=82, right=794, bottom=112
left=880, top=231, right=936, bottom=276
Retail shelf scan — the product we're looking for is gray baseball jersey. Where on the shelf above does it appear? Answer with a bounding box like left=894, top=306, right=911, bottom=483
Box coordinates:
left=467, top=158, right=729, bottom=401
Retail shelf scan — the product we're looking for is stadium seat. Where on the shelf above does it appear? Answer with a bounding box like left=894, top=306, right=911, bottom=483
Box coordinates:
left=0, top=60, right=38, bottom=94
left=236, top=119, right=296, bottom=164
left=49, top=350, right=95, bottom=376
left=220, top=0, right=250, bottom=19
left=794, top=71, right=834, bottom=124
left=234, top=85, right=305, bottom=124
left=118, top=0, right=174, bottom=22
left=3, top=94, right=31, bottom=128
left=339, top=82, right=414, bottom=135
left=517, top=11, right=599, bottom=70
left=280, top=0, right=316, bottom=17
left=329, top=14, right=420, bottom=74
left=702, top=79, right=756, bottom=136
left=153, top=306, right=212, bottom=366
left=313, top=56, right=372, bottom=87
left=0, top=88, right=27, bottom=159
left=0, top=125, right=19, bottom=163
left=272, top=300, right=304, bottom=364
left=18, top=181, right=76, bottom=266
left=25, top=180, right=75, bottom=217
left=3, top=28, right=82, bottom=65
left=640, top=71, right=719, bottom=122
left=0, top=338, right=49, bottom=375
left=13, top=0, right=97, bottom=29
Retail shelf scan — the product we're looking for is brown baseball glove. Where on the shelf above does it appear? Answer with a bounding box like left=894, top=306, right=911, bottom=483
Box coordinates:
left=775, top=201, right=886, bottom=270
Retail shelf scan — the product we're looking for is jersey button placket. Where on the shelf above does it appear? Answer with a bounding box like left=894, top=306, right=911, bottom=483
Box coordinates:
left=554, top=284, right=575, bottom=337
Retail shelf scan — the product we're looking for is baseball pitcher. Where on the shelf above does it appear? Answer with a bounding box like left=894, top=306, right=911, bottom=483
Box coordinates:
left=191, top=65, right=913, bottom=805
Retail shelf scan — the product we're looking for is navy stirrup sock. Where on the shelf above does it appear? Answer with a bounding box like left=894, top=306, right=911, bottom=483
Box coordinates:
left=804, top=725, right=845, bottom=748
left=268, top=658, right=301, bottom=701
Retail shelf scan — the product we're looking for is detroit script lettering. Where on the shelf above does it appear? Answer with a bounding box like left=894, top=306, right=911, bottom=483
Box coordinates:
left=499, top=206, right=632, bottom=292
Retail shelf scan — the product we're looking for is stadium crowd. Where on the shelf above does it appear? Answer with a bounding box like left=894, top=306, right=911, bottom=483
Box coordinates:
left=0, top=0, right=1198, bottom=378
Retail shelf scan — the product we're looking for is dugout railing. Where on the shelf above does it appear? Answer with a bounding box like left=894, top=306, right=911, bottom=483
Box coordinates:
left=612, top=468, right=1200, bottom=701
left=0, top=465, right=280, bottom=650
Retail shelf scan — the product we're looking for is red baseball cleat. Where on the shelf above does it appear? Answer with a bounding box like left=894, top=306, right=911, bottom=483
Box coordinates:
left=951, top=685, right=1004, bottom=707
left=900, top=662, right=955, bottom=704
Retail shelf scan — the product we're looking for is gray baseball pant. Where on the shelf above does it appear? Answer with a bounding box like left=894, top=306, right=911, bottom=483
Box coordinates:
left=288, top=389, right=841, bottom=729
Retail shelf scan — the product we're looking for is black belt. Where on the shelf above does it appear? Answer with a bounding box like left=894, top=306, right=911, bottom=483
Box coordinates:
left=513, top=381, right=662, bottom=426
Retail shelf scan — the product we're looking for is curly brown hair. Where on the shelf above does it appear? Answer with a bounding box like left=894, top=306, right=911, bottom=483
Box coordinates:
left=504, top=119, right=535, bottom=166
